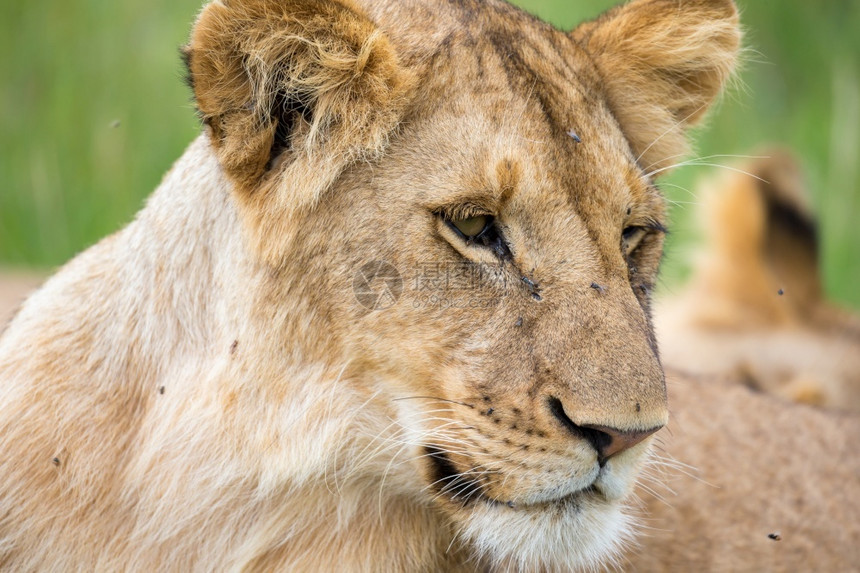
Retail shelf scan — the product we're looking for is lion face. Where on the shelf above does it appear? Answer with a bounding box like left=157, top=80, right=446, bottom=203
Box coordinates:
left=185, top=0, right=740, bottom=568
left=319, top=27, right=669, bottom=569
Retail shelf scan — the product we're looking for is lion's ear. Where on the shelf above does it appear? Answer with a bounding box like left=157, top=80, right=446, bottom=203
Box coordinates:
left=709, top=151, right=822, bottom=310
left=185, top=0, right=414, bottom=261
left=572, top=0, right=740, bottom=173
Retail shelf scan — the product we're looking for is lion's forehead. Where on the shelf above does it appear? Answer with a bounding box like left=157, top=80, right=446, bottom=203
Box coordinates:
left=422, top=21, right=605, bottom=128
left=366, top=0, right=608, bottom=124
left=411, top=35, right=654, bottom=198
left=360, top=0, right=561, bottom=63
left=357, top=0, right=655, bottom=227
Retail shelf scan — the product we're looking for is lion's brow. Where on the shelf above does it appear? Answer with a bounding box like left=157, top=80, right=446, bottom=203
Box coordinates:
left=495, top=158, right=522, bottom=209
left=428, top=158, right=522, bottom=214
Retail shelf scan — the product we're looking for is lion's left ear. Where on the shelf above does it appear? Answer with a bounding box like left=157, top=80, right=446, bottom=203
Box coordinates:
left=185, top=0, right=414, bottom=263
left=572, top=0, right=741, bottom=173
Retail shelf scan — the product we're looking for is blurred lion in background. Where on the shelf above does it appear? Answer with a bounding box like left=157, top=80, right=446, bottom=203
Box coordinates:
left=631, top=151, right=860, bottom=570
left=657, top=151, right=860, bottom=413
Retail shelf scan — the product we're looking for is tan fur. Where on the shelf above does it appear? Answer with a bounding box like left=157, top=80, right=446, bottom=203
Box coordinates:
left=630, top=370, right=860, bottom=571
left=0, top=0, right=745, bottom=570
left=657, top=151, right=860, bottom=412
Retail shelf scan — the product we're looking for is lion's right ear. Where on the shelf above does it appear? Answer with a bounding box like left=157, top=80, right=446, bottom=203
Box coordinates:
left=572, top=0, right=740, bottom=174
left=185, top=0, right=414, bottom=262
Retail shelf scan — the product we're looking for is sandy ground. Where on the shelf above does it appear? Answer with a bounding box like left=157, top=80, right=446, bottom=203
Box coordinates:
left=0, top=271, right=45, bottom=330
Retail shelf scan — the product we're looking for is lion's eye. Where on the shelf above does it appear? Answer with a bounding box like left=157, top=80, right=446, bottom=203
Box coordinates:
left=622, top=226, right=647, bottom=256
left=441, top=213, right=511, bottom=259
left=450, top=215, right=490, bottom=238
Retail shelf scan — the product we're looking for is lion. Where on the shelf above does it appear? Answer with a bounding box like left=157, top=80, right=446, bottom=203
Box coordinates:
left=0, top=0, right=769, bottom=570
left=628, top=370, right=860, bottom=571
left=632, top=155, right=860, bottom=570
left=656, top=151, right=860, bottom=412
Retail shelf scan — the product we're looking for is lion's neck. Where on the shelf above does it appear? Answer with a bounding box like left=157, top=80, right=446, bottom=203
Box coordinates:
left=1, top=135, right=467, bottom=570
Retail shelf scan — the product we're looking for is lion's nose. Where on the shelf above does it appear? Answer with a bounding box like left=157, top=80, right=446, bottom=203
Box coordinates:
left=547, top=397, right=663, bottom=465
left=578, top=424, right=661, bottom=462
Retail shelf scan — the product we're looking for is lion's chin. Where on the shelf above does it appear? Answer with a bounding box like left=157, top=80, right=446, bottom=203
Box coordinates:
left=458, top=490, right=635, bottom=573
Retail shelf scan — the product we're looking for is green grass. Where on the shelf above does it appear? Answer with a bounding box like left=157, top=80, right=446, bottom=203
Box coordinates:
left=1, top=1, right=858, bottom=309
left=0, top=0, right=201, bottom=264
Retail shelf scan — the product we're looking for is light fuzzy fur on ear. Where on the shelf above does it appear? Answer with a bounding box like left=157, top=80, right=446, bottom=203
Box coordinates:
left=703, top=151, right=821, bottom=318
left=185, top=0, right=414, bottom=263
left=573, top=0, right=740, bottom=173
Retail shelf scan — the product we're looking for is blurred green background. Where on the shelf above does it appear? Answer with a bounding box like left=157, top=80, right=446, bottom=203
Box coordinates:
left=1, top=0, right=858, bottom=308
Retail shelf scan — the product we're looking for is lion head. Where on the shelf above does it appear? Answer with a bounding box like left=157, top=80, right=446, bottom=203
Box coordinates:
left=183, top=0, right=739, bottom=568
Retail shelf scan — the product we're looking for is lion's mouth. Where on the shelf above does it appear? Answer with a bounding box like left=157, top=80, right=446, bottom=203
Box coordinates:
left=425, top=446, right=603, bottom=509
left=425, top=445, right=488, bottom=506
left=499, top=484, right=604, bottom=511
